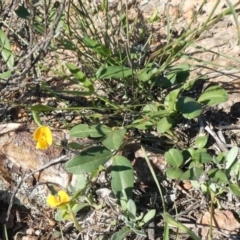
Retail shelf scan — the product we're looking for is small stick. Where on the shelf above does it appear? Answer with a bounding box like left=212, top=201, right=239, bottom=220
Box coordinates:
left=215, top=125, right=240, bottom=130
left=23, top=154, right=71, bottom=182
left=169, top=219, right=230, bottom=238
left=5, top=174, right=25, bottom=224
left=147, top=221, right=155, bottom=240
left=27, top=181, right=67, bottom=196
left=205, top=125, right=228, bottom=152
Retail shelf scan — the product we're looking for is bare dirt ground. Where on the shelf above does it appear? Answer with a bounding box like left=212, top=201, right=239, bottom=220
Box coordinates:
left=1, top=0, right=240, bottom=239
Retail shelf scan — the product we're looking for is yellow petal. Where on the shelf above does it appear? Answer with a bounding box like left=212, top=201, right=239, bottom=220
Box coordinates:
left=36, top=139, right=48, bottom=149
left=42, top=126, right=53, bottom=145
left=33, top=126, right=42, bottom=141
left=47, top=195, right=60, bottom=208
left=46, top=191, right=70, bottom=208
left=58, top=190, right=70, bottom=204
left=34, top=126, right=53, bottom=149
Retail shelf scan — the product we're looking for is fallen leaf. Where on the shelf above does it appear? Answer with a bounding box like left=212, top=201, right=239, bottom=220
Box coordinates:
left=182, top=180, right=192, bottom=190
left=199, top=209, right=240, bottom=238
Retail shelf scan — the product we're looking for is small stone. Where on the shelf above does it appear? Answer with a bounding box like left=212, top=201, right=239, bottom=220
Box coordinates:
left=26, top=228, right=35, bottom=235
left=168, top=5, right=179, bottom=18
left=35, top=230, right=41, bottom=236
left=22, top=236, right=38, bottom=240
left=48, top=219, right=56, bottom=226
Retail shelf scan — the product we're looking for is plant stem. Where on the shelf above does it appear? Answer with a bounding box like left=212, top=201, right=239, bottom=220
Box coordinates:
left=67, top=204, right=82, bottom=232
left=32, top=111, right=42, bottom=127
left=141, top=146, right=166, bottom=212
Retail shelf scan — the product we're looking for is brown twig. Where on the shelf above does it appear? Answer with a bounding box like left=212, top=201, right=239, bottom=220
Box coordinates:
left=215, top=125, right=240, bottom=130
left=169, top=218, right=230, bottom=238
left=23, top=153, right=71, bottom=182
left=5, top=173, right=25, bottom=224
left=205, top=125, right=228, bottom=152
left=5, top=0, right=67, bottom=85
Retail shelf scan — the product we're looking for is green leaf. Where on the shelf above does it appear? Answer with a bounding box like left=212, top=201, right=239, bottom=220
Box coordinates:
left=226, top=146, right=239, bottom=169
left=229, top=162, right=240, bottom=177
left=208, top=169, right=228, bottom=183
left=164, top=149, right=183, bottom=168
left=0, top=30, right=14, bottom=69
left=34, top=22, right=45, bottom=34
left=61, top=39, right=76, bottom=50
left=154, top=76, right=171, bottom=88
left=180, top=168, right=204, bottom=180
left=96, top=65, right=133, bottom=79
left=69, top=124, right=111, bottom=139
left=135, top=212, right=144, bottom=222
left=198, top=86, right=228, bottom=106
left=111, top=227, right=131, bottom=240
left=111, top=156, right=134, bottom=201
left=67, top=142, right=84, bottom=150
left=102, top=128, right=126, bottom=150
left=185, top=148, right=195, bottom=158
left=55, top=209, right=70, bottom=221
left=229, top=183, right=240, bottom=197
left=216, top=152, right=227, bottom=164
left=164, top=88, right=181, bottom=112
left=82, top=36, right=111, bottom=57
left=65, top=63, right=94, bottom=94
left=157, top=116, right=174, bottom=133
left=189, top=160, right=203, bottom=168
left=136, top=68, right=151, bottom=81
left=166, top=167, right=183, bottom=179
left=193, top=151, right=212, bottom=163
left=125, top=221, right=146, bottom=236
left=30, top=105, right=54, bottom=112
left=70, top=174, right=86, bottom=193
left=127, top=199, right=136, bottom=221
left=147, top=110, right=169, bottom=118
left=0, top=70, right=12, bottom=79
left=15, top=5, right=30, bottom=19
left=69, top=124, right=91, bottom=138
left=183, top=79, right=197, bottom=90
left=194, top=135, right=208, bottom=149
left=119, top=191, right=128, bottom=212
left=162, top=213, right=201, bottom=240
left=137, top=65, right=158, bottom=82
left=142, top=209, right=156, bottom=224
left=89, top=124, right=112, bottom=138
left=65, top=146, right=112, bottom=174
left=129, top=226, right=146, bottom=237
left=142, top=104, right=158, bottom=113
left=183, top=75, right=208, bottom=91
left=165, top=63, right=190, bottom=84
left=71, top=203, right=90, bottom=214
left=177, top=96, right=202, bottom=119
left=132, top=119, right=153, bottom=130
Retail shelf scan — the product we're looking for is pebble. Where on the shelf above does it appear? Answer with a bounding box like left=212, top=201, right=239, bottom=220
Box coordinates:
left=22, top=236, right=38, bottom=240
left=35, top=230, right=41, bottom=236
left=26, top=228, right=35, bottom=235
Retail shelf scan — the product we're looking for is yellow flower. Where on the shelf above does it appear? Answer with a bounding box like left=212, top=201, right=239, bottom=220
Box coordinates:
left=33, top=126, right=52, bottom=149
left=47, top=190, right=70, bottom=208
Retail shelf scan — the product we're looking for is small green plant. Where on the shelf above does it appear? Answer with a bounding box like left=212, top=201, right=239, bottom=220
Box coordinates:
left=0, top=29, right=14, bottom=79
left=110, top=155, right=156, bottom=239
left=34, top=1, right=232, bottom=237
left=165, top=137, right=240, bottom=201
